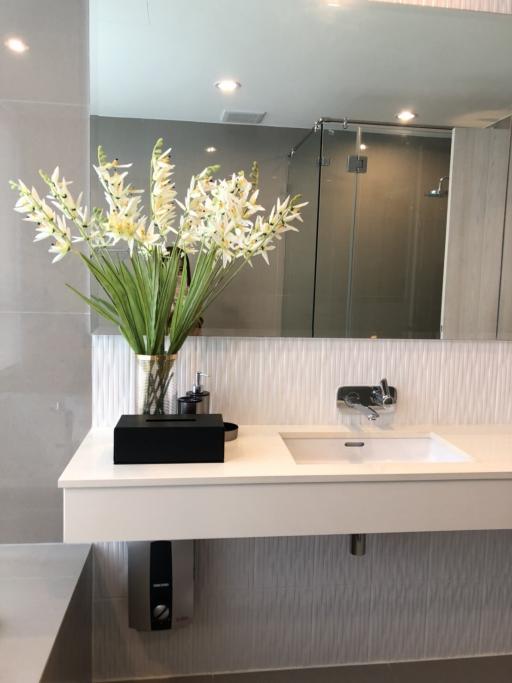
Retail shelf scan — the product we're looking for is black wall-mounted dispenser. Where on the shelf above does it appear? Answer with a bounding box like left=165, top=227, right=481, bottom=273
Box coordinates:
left=127, top=541, right=194, bottom=631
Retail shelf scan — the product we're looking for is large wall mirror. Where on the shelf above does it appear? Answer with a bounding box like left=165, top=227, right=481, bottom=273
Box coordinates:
left=89, top=0, right=512, bottom=340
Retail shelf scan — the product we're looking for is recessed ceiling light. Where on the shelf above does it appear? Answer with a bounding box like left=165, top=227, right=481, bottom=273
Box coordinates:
left=5, top=36, right=29, bottom=53
left=215, top=79, right=241, bottom=93
left=396, top=110, right=417, bottom=123
left=205, top=146, right=217, bottom=153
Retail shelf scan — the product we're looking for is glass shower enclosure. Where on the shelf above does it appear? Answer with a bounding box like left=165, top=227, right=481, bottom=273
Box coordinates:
left=283, top=120, right=452, bottom=339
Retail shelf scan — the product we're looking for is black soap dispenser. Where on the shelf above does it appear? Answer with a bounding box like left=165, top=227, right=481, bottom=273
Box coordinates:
left=177, top=371, right=210, bottom=415
left=190, top=371, right=210, bottom=414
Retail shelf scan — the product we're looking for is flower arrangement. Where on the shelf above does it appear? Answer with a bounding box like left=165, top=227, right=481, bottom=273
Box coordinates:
left=11, top=139, right=306, bottom=413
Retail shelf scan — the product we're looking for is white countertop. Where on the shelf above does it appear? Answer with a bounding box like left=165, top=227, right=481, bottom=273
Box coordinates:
left=59, top=423, right=512, bottom=489
left=0, top=543, right=91, bottom=683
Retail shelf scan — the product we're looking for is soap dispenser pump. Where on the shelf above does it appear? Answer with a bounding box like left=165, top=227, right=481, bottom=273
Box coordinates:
left=190, top=371, right=210, bottom=414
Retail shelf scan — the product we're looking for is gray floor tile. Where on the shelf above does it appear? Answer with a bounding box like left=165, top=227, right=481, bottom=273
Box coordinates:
left=391, top=655, right=512, bottom=683
left=115, top=656, right=512, bottom=682
left=113, top=678, right=212, bottom=683
left=135, top=664, right=396, bottom=682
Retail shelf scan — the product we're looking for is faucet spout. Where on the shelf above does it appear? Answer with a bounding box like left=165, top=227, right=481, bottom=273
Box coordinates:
left=344, top=393, right=379, bottom=421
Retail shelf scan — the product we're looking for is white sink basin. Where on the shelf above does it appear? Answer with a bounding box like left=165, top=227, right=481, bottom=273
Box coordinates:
left=282, top=434, right=471, bottom=465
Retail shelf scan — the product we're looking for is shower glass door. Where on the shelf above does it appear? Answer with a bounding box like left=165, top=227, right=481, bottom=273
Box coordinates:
left=281, top=126, right=321, bottom=336
left=312, top=125, right=358, bottom=337
left=314, top=122, right=452, bottom=339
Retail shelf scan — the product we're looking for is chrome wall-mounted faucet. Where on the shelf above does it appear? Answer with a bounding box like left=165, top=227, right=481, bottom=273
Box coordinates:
left=372, top=378, right=393, bottom=407
left=337, top=379, right=397, bottom=421
left=344, top=392, right=380, bottom=421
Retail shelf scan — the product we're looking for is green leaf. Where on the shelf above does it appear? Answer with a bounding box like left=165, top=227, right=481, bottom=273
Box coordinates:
left=66, top=285, right=120, bottom=328
left=169, top=256, right=188, bottom=349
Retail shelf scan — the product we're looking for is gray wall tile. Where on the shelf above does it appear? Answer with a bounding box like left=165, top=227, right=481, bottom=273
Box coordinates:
left=429, top=531, right=489, bottom=583
left=93, top=542, right=127, bottom=600
left=0, top=101, right=90, bottom=314
left=479, top=577, right=512, bottom=654
left=483, top=531, right=512, bottom=580
left=371, top=533, right=431, bottom=587
left=314, top=535, right=372, bottom=587
left=207, top=589, right=259, bottom=672
left=0, top=0, right=90, bottom=544
left=0, top=0, right=88, bottom=106
left=254, top=536, right=317, bottom=590
left=251, top=588, right=314, bottom=670
left=0, top=487, right=63, bottom=543
left=197, top=538, right=256, bottom=593
left=425, top=581, right=485, bottom=658
left=0, top=311, right=90, bottom=542
left=309, top=584, right=372, bottom=665
left=368, top=581, right=428, bottom=661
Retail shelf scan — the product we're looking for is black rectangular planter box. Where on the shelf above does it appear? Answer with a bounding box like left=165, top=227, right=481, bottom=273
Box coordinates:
left=113, top=414, right=225, bottom=464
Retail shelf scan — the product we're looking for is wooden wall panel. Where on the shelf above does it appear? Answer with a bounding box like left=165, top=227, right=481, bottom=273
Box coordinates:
left=441, top=127, right=510, bottom=339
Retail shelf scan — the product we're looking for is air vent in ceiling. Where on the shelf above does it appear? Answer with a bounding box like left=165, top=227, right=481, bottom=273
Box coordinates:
left=221, top=110, right=267, bottom=124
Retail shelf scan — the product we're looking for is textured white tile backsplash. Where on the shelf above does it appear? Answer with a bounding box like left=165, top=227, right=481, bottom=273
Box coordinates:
left=93, top=335, right=512, bottom=427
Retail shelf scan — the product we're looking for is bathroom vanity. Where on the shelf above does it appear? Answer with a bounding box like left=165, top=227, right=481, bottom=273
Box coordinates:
left=59, top=425, right=512, bottom=543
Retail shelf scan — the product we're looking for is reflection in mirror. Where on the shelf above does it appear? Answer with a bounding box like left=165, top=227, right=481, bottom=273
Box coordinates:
left=89, top=0, right=512, bottom=340
left=90, top=117, right=302, bottom=335
left=286, top=122, right=452, bottom=339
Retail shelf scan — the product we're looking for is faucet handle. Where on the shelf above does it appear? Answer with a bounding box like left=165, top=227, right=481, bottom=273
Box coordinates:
left=380, top=378, right=390, bottom=398
left=374, top=378, right=394, bottom=406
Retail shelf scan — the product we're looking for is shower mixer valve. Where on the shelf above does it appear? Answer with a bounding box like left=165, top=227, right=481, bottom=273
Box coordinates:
left=337, top=379, right=397, bottom=421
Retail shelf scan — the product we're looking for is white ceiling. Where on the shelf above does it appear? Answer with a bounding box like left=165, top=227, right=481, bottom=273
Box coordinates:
left=89, top=0, right=512, bottom=128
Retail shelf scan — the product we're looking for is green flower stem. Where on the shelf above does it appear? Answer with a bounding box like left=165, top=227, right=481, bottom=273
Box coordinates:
left=141, top=360, right=174, bottom=415
left=10, top=139, right=306, bottom=374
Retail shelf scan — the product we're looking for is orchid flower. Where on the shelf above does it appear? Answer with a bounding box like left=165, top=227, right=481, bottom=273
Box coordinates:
left=10, top=138, right=307, bottom=357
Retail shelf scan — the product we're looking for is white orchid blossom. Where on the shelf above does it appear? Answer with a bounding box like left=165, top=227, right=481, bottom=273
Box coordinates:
left=11, top=138, right=305, bottom=266
left=151, top=142, right=177, bottom=234
left=10, top=138, right=307, bottom=358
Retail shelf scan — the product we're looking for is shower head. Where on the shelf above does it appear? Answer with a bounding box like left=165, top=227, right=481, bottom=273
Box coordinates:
left=426, top=176, right=449, bottom=198
left=426, top=188, right=448, bottom=198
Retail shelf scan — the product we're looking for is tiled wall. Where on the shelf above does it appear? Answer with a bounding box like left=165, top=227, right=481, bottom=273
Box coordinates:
left=93, top=531, right=512, bottom=681
left=93, top=335, right=512, bottom=681
left=0, top=0, right=91, bottom=542
left=93, top=335, right=512, bottom=428
left=371, top=0, right=512, bottom=13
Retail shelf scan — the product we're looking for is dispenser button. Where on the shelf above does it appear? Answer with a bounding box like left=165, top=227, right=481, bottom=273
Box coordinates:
left=153, top=604, right=170, bottom=621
